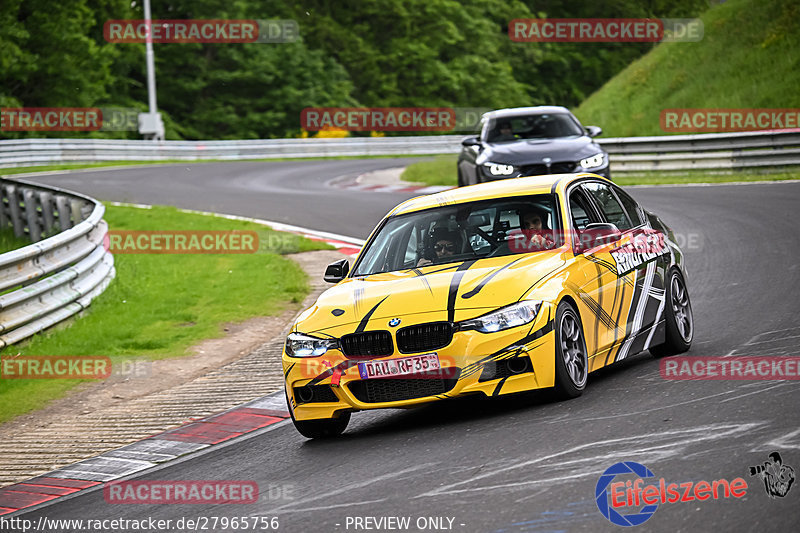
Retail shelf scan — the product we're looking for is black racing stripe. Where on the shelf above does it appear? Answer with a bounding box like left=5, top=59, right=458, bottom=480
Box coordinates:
left=284, top=362, right=295, bottom=379
left=605, top=276, right=628, bottom=366
left=413, top=269, right=434, bottom=295
left=492, top=377, right=509, bottom=396
left=447, top=260, right=478, bottom=322
left=421, top=264, right=461, bottom=275
left=460, top=319, right=555, bottom=379
left=462, top=257, right=525, bottom=299
left=585, top=254, right=626, bottom=280
left=355, top=295, right=389, bottom=333
left=566, top=281, right=616, bottom=331
left=617, top=269, right=643, bottom=361
left=515, top=266, right=562, bottom=303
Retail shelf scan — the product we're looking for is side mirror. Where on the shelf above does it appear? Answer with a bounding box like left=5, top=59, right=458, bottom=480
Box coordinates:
left=586, top=126, right=603, bottom=138
left=324, top=259, right=350, bottom=283
left=578, top=223, right=621, bottom=250
left=461, top=136, right=481, bottom=147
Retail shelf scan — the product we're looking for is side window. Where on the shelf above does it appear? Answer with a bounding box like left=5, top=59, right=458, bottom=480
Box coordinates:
left=568, top=190, right=597, bottom=231
left=582, top=182, right=633, bottom=231
left=614, top=187, right=645, bottom=227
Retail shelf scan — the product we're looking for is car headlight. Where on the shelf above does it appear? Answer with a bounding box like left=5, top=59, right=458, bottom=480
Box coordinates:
left=285, top=332, right=338, bottom=357
left=579, top=153, right=606, bottom=170
left=458, top=301, right=542, bottom=333
left=483, top=162, right=516, bottom=176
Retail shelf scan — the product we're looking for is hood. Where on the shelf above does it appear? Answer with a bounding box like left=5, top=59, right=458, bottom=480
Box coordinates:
left=295, top=253, right=566, bottom=334
left=479, top=136, right=602, bottom=166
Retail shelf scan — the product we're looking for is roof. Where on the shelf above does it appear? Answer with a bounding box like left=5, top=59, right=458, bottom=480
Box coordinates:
left=389, top=172, right=610, bottom=216
left=482, top=106, right=573, bottom=119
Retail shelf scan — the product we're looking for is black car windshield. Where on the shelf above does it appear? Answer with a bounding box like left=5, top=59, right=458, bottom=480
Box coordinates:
left=486, top=113, right=584, bottom=143
left=352, top=194, right=562, bottom=276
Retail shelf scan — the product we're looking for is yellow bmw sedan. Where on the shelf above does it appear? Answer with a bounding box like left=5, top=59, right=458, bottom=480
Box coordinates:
left=283, top=173, right=693, bottom=438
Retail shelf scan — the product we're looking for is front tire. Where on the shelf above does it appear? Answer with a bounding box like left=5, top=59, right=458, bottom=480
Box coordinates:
left=650, top=268, right=693, bottom=357
left=553, top=301, right=589, bottom=399
left=285, top=388, right=350, bottom=439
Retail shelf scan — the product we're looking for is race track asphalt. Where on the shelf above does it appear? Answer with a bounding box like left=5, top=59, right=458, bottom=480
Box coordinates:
left=14, top=161, right=800, bottom=532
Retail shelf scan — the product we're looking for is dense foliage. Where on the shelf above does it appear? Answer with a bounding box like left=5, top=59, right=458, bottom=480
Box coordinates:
left=1, top=0, right=708, bottom=139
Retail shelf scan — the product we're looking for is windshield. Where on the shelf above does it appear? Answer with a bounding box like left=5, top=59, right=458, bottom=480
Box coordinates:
left=352, top=195, right=562, bottom=276
left=486, top=113, right=584, bottom=143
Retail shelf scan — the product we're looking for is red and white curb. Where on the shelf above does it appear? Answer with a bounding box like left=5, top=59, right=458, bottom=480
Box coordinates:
left=329, top=174, right=453, bottom=195
left=0, top=393, right=289, bottom=516
left=111, top=203, right=366, bottom=258
left=0, top=206, right=364, bottom=516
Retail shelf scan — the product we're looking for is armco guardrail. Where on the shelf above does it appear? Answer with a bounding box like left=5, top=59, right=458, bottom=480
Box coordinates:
left=0, top=178, right=114, bottom=348
left=0, top=130, right=799, bottom=172
left=599, top=129, right=800, bottom=172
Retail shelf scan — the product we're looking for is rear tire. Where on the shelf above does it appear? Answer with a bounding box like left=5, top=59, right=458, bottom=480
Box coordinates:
left=553, top=301, right=588, bottom=399
left=285, top=388, right=350, bottom=439
left=650, top=268, right=693, bottom=357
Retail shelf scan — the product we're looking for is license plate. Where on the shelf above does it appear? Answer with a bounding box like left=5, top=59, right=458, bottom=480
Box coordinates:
left=358, top=353, right=441, bottom=379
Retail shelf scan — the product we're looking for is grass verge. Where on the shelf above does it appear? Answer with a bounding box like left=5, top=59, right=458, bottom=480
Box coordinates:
left=0, top=204, right=332, bottom=424
left=400, top=155, right=800, bottom=187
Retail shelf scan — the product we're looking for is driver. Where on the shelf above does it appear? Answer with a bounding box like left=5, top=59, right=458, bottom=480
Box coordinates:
left=417, top=227, right=461, bottom=266
left=495, top=121, right=516, bottom=142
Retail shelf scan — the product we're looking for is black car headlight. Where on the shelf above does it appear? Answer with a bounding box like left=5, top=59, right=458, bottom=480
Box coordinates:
left=459, top=301, right=542, bottom=333
left=285, top=332, right=338, bottom=357
left=579, top=153, right=606, bottom=170
left=483, top=162, right=516, bottom=176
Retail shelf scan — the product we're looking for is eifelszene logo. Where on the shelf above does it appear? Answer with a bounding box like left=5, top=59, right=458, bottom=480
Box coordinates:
left=749, top=452, right=795, bottom=498
left=595, top=461, right=747, bottom=526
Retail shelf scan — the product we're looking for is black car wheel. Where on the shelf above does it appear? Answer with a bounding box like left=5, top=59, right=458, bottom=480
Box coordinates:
left=553, top=301, right=588, bottom=399
left=285, top=387, right=350, bottom=439
left=650, top=268, right=693, bottom=357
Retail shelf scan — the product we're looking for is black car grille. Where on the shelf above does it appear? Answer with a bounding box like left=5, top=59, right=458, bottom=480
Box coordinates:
left=396, top=322, right=454, bottom=353
left=348, top=371, right=460, bottom=403
left=519, top=162, right=576, bottom=176
left=340, top=330, right=393, bottom=358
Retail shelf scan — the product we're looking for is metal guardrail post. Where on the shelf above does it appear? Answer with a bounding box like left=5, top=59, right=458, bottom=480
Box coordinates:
left=0, top=178, right=115, bottom=348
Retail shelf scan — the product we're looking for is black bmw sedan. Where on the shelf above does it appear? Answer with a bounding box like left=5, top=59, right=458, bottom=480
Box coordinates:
left=456, top=106, right=609, bottom=186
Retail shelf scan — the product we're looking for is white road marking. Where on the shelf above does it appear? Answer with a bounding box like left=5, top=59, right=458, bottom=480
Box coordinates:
left=414, top=423, right=761, bottom=497
left=266, top=463, right=436, bottom=513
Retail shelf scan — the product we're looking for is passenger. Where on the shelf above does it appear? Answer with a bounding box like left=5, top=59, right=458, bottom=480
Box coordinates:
left=516, top=207, right=555, bottom=250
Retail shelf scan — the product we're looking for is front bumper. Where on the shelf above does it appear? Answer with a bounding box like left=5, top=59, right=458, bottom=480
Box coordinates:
left=283, top=305, right=557, bottom=421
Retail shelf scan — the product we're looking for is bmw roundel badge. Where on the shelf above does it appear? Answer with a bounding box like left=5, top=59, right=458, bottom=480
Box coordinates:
left=388, top=318, right=401, bottom=327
